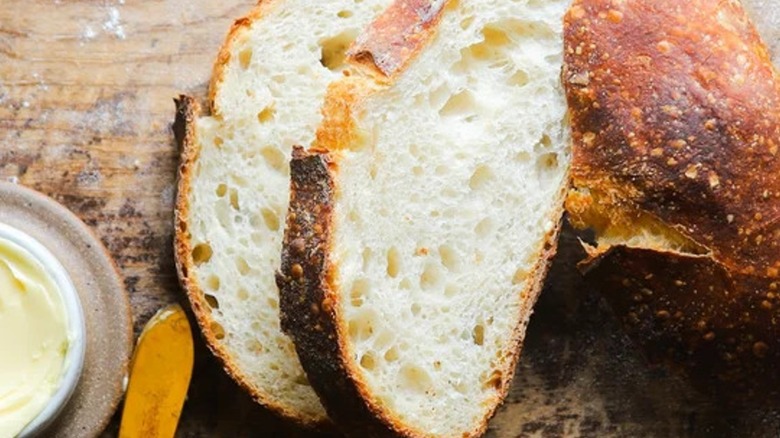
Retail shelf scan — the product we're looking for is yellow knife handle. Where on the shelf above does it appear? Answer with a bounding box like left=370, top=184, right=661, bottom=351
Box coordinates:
left=119, top=304, right=194, bottom=438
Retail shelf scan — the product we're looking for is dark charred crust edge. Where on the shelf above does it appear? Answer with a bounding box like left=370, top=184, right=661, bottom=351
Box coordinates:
left=278, top=147, right=413, bottom=437
left=172, top=97, right=330, bottom=429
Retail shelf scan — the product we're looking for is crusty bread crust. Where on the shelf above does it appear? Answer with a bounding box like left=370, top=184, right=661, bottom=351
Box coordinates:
left=564, top=0, right=780, bottom=400
left=349, top=0, right=449, bottom=78
left=276, top=1, right=569, bottom=435
left=173, top=95, right=329, bottom=428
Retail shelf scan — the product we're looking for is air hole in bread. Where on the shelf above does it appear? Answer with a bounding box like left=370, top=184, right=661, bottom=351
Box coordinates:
left=360, top=352, right=377, bottom=370
left=539, top=133, right=552, bottom=148
left=400, top=278, right=412, bottom=290
left=429, top=84, right=450, bottom=109
left=420, top=263, right=442, bottom=290
left=460, top=16, right=474, bottom=30
left=261, top=207, right=280, bottom=231
left=238, top=47, right=253, bottom=70
left=484, top=370, right=502, bottom=390
left=206, top=274, right=221, bottom=291
left=399, top=364, right=433, bottom=393
left=361, top=247, right=372, bottom=270
left=512, top=267, right=528, bottom=285
left=247, top=338, right=263, bottom=354
left=411, top=303, right=421, bottom=316
left=536, top=152, right=559, bottom=171
left=444, top=284, right=458, bottom=297
left=271, top=75, right=285, bottom=84
left=438, top=245, right=460, bottom=272
left=229, top=188, right=240, bottom=210
left=374, top=331, right=393, bottom=350
left=469, top=165, right=494, bottom=190
left=435, top=165, right=449, bottom=175
left=216, top=203, right=230, bottom=229
left=439, top=90, right=477, bottom=118
left=215, top=183, right=227, bottom=197
left=214, top=137, right=224, bottom=148
left=236, top=256, right=251, bottom=275
left=293, top=373, right=310, bottom=386
left=251, top=232, right=262, bottom=245
left=237, top=288, right=249, bottom=301
left=515, top=151, right=531, bottom=162
left=211, top=321, right=225, bottom=340
left=337, top=10, right=353, bottom=18
left=267, top=297, right=279, bottom=310
left=350, top=278, right=370, bottom=307
left=348, top=310, right=378, bottom=340
left=412, top=166, right=423, bottom=176
left=508, top=69, right=529, bottom=87
left=472, top=323, right=485, bottom=346
left=257, top=107, right=275, bottom=123
left=386, top=247, right=401, bottom=278
left=409, top=144, right=421, bottom=159
left=204, top=293, right=219, bottom=309
left=384, top=346, right=400, bottom=362
left=455, top=24, right=511, bottom=71
left=349, top=209, right=361, bottom=223
left=191, top=242, right=213, bottom=265
left=260, top=146, right=286, bottom=173
left=230, top=173, right=249, bottom=187
left=319, top=30, right=358, bottom=72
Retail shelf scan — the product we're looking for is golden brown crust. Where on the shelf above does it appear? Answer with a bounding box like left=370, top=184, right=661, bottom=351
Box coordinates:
left=312, top=77, right=377, bottom=154
left=172, top=96, right=329, bottom=428
left=348, top=0, right=449, bottom=78
left=564, top=0, right=780, bottom=400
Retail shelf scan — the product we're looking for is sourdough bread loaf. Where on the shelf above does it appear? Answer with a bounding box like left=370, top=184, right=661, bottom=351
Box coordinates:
left=173, top=0, right=392, bottom=426
left=564, top=0, right=780, bottom=400
left=277, top=0, right=572, bottom=435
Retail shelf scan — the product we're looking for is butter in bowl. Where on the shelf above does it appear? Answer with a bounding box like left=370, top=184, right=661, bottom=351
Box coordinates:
left=0, top=223, right=86, bottom=437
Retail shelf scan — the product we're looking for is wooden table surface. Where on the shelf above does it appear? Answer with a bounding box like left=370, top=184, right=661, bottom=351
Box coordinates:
left=2, top=1, right=780, bottom=437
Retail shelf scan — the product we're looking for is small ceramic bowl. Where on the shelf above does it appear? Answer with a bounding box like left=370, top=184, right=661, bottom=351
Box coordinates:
left=0, top=223, right=87, bottom=438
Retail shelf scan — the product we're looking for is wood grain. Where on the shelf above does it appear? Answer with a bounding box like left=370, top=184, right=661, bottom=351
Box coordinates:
left=1, top=1, right=779, bottom=437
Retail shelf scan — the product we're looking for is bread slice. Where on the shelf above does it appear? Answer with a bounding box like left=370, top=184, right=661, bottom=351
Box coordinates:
left=277, top=0, right=572, bottom=435
left=563, top=0, right=780, bottom=400
left=173, top=0, right=393, bottom=426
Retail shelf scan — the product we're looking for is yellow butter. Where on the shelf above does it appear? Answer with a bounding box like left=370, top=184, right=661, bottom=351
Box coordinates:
left=0, top=236, right=69, bottom=437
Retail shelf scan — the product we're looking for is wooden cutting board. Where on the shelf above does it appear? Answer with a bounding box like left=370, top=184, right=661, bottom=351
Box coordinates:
left=2, top=1, right=779, bottom=436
